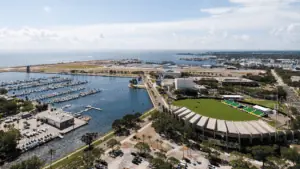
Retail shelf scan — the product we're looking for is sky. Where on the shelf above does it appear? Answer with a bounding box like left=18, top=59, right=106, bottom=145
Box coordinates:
left=0, top=0, right=299, bottom=51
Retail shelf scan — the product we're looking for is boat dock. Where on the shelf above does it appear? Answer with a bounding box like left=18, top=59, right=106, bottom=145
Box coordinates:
left=73, top=105, right=103, bottom=117
left=85, top=105, right=103, bottom=111
left=45, top=89, right=101, bottom=104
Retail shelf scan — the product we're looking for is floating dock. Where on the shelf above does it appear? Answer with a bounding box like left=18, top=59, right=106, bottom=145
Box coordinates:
left=85, top=105, right=103, bottom=111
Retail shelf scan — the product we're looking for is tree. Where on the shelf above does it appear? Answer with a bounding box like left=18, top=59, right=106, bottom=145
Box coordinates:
left=0, top=128, right=20, bottom=161
left=156, top=139, right=160, bottom=149
left=154, top=152, right=167, bottom=160
left=281, top=147, right=300, bottom=164
left=92, top=147, right=105, bottom=160
left=134, top=142, right=151, bottom=155
left=291, top=116, right=300, bottom=130
left=142, top=134, right=146, bottom=143
left=148, top=135, right=152, bottom=143
left=81, top=133, right=97, bottom=150
left=112, top=119, right=122, bottom=131
left=250, top=145, right=275, bottom=168
left=277, top=86, right=287, bottom=100
left=106, top=138, right=120, bottom=150
left=10, top=156, right=44, bottom=169
left=167, top=157, right=180, bottom=166
left=150, top=158, right=172, bottom=169
left=230, top=158, right=257, bottom=169
left=0, top=88, right=7, bottom=95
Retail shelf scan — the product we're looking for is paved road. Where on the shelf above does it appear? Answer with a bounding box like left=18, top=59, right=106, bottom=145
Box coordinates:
left=271, top=69, right=300, bottom=113
left=271, top=69, right=285, bottom=86
left=144, top=76, right=169, bottom=110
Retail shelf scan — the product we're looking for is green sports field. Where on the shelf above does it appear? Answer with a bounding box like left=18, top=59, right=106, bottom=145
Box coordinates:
left=173, top=99, right=259, bottom=121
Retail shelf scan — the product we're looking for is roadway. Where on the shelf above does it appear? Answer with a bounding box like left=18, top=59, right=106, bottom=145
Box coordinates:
left=271, top=69, right=300, bottom=113
left=143, top=75, right=169, bottom=111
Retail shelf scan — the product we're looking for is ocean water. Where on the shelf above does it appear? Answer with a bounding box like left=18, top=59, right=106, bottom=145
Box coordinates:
left=0, top=72, right=153, bottom=167
left=0, top=50, right=215, bottom=68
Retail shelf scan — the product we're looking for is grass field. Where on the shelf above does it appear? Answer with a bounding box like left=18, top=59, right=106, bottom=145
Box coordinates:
left=173, top=99, right=259, bottom=121
left=245, top=98, right=277, bottom=109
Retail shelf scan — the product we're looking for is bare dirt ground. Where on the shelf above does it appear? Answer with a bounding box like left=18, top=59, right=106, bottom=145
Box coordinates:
left=131, top=125, right=173, bottom=152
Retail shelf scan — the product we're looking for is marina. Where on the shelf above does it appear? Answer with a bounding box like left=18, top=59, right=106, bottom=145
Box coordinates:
left=0, top=76, right=60, bottom=87
left=0, top=72, right=153, bottom=165
left=6, top=77, right=73, bottom=91
left=31, top=87, right=85, bottom=101
left=10, top=81, right=88, bottom=97
left=44, top=89, right=102, bottom=104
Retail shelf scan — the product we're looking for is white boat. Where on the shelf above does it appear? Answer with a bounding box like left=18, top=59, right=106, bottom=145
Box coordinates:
left=62, top=104, right=72, bottom=109
left=58, top=134, right=64, bottom=139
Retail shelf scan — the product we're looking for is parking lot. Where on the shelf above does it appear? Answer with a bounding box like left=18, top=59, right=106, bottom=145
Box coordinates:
left=104, top=147, right=150, bottom=169
left=99, top=122, right=232, bottom=169
left=0, top=116, right=60, bottom=151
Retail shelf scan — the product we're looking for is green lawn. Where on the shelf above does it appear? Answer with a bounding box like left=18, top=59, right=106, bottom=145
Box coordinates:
left=245, top=98, right=287, bottom=114
left=173, top=99, right=259, bottom=121
left=245, top=98, right=277, bottom=109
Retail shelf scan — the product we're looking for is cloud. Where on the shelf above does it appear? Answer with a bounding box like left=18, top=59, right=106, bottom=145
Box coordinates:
left=229, top=0, right=300, bottom=6
left=43, top=6, right=51, bottom=13
left=201, top=7, right=234, bottom=15
left=270, top=23, right=300, bottom=43
left=233, top=34, right=250, bottom=41
left=0, top=0, right=299, bottom=50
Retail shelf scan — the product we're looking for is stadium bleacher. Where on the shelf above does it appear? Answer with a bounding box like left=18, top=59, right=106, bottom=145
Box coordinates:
left=224, top=100, right=265, bottom=117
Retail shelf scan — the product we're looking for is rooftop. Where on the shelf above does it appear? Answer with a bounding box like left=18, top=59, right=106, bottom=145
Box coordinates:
left=206, top=118, right=217, bottom=130
left=217, top=120, right=227, bottom=133
left=189, top=114, right=201, bottom=124
left=197, top=116, right=209, bottom=128
left=38, top=109, right=74, bottom=123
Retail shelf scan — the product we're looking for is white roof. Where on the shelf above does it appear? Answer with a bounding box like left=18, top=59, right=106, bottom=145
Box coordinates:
left=253, top=105, right=271, bottom=112
left=178, top=109, right=191, bottom=118
left=222, top=95, right=243, bottom=98
left=248, top=121, right=269, bottom=134
left=183, top=112, right=195, bottom=120
left=226, top=121, right=239, bottom=134
left=206, top=118, right=217, bottom=130
left=233, top=122, right=251, bottom=135
left=257, top=120, right=276, bottom=133
left=189, top=114, right=201, bottom=124
left=173, top=107, right=187, bottom=115
left=217, top=120, right=227, bottom=133
left=45, top=112, right=73, bottom=123
left=197, top=116, right=209, bottom=128
left=242, top=122, right=260, bottom=135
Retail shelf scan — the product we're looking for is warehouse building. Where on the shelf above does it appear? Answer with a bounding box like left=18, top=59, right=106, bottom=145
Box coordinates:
left=37, top=110, right=74, bottom=130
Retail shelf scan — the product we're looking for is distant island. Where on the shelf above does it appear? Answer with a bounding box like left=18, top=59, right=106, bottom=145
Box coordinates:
left=179, top=55, right=217, bottom=61
left=176, top=53, right=207, bottom=56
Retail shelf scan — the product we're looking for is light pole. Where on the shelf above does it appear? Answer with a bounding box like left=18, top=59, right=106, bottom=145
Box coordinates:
left=167, top=97, right=172, bottom=113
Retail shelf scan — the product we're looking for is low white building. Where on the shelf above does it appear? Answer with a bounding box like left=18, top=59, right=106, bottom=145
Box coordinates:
left=175, top=78, right=195, bottom=90
left=291, top=76, right=300, bottom=82
left=37, top=109, right=74, bottom=130
left=222, top=95, right=244, bottom=100
left=161, top=79, right=174, bottom=87
left=175, top=78, right=205, bottom=90
left=253, top=105, right=272, bottom=114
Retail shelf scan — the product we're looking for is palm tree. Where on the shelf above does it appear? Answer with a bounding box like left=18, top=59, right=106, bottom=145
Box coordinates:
left=160, top=140, right=164, bottom=151
left=48, top=148, right=56, bottom=169
left=156, top=139, right=160, bottom=149
left=92, top=148, right=104, bottom=161
left=148, top=135, right=152, bottom=143
left=142, top=134, right=145, bottom=143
